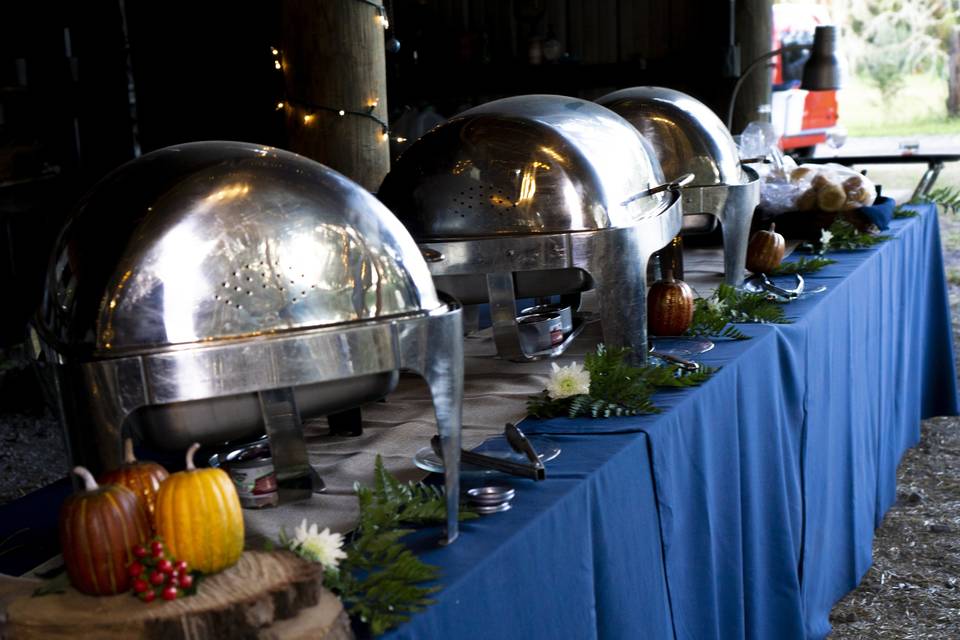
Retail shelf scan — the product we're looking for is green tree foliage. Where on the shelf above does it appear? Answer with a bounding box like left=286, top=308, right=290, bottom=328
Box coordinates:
left=848, top=0, right=957, bottom=106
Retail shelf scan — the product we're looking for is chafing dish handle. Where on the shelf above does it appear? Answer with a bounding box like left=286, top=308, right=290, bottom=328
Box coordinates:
left=420, top=247, right=445, bottom=263
left=620, top=173, right=695, bottom=206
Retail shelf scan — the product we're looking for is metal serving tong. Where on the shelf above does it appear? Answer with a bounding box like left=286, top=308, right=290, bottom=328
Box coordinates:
left=430, top=423, right=546, bottom=480
left=756, top=273, right=805, bottom=300
left=648, top=341, right=700, bottom=371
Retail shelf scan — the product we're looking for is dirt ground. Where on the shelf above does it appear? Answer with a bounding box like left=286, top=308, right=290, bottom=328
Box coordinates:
left=828, top=207, right=960, bottom=639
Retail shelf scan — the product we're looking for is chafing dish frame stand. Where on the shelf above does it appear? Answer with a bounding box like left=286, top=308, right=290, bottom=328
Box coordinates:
left=680, top=165, right=761, bottom=287
left=421, top=188, right=683, bottom=365
left=37, top=302, right=465, bottom=544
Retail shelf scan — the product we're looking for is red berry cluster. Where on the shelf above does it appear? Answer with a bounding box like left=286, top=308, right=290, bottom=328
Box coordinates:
left=127, top=539, right=196, bottom=602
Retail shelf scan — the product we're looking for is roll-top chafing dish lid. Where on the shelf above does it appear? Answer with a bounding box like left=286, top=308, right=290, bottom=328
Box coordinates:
left=378, top=94, right=672, bottom=239
left=38, top=141, right=442, bottom=359
left=596, top=87, right=747, bottom=188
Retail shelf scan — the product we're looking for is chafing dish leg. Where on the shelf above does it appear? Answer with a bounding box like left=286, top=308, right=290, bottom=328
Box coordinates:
left=399, top=306, right=464, bottom=544
left=591, top=236, right=651, bottom=367
left=257, top=387, right=317, bottom=501
left=486, top=272, right=528, bottom=361
left=78, top=361, right=132, bottom=475
left=719, top=203, right=751, bottom=287
left=423, top=335, right=463, bottom=545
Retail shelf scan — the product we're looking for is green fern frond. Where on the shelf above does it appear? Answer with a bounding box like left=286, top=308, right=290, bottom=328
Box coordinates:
left=526, top=345, right=716, bottom=419
left=913, top=186, right=960, bottom=214
left=823, top=219, right=890, bottom=251
left=893, top=205, right=919, bottom=219
left=326, top=456, right=478, bottom=635
left=687, top=282, right=789, bottom=340
left=770, top=256, right=837, bottom=275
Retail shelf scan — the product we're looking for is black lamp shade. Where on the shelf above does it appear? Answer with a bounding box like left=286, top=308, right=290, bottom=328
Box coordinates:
left=801, top=25, right=842, bottom=91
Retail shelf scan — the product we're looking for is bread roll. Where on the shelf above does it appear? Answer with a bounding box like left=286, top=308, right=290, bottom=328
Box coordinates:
left=842, top=175, right=865, bottom=191
left=817, top=184, right=847, bottom=212
left=845, top=186, right=871, bottom=206
left=811, top=173, right=830, bottom=191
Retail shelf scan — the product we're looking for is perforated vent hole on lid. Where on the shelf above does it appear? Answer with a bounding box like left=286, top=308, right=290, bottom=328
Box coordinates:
left=453, top=183, right=519, bottom=219
left=209, top=260, right=322, bottom=309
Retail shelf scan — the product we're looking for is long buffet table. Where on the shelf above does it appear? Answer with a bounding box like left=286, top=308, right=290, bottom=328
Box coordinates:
left=384, top=202, right=958, bottom=640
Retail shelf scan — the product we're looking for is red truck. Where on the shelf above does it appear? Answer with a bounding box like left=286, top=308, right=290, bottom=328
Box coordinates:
left=772, top=3, right=841, bottom=155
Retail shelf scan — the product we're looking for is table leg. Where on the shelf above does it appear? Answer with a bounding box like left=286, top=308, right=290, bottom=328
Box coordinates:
left=911, top=161, right=944, bottom=201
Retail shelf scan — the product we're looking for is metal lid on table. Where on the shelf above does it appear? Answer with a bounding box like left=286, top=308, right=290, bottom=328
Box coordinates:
left=596, top=87, right=747, bottom=188
left=38, top=141, right=442, bottom=357
left=379, top=94, right=671, bottom=239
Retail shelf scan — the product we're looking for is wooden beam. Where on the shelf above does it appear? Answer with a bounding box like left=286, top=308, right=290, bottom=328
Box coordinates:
left=280, top=0, right=390, bottom=193
left=732, top=0, right=773, bottom=134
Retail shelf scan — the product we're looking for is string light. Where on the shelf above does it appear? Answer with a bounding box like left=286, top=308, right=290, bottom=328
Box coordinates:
left=394, top=136, right=407, bottom=143
left=270, top=43, right=391, bottom=143
left=353, top=0, right=390, bottom=30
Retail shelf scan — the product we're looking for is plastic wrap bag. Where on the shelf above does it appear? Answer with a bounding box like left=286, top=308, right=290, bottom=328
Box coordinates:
left=758, top=162, right=876, bottom=215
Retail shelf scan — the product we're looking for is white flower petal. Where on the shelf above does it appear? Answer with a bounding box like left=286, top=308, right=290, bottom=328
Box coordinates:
left=546, top=361, right=591, bottom=399
left=287, top=520, right=347, bottom=570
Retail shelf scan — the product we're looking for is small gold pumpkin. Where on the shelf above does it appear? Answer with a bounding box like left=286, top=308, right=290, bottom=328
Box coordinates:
left=98, top=438, right=169, bottom=533
left=155, top=443, right=244, bottom=574
left=647, top=269, right=695, bottom=336
left=745, top=223, right=786, bottom=274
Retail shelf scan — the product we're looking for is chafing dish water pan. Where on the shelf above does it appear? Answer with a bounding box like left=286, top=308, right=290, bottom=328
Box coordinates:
left=379, top=95, right=683, bottom=363
left=33, top=141, right=464, bottom=542
left=597, top=87, right=760, bottom=285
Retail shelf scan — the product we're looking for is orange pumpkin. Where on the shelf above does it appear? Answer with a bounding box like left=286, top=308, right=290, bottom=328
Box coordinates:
left=745, top=223, right=785, bottom=274
left=155, top=443, right=244, bottom=574
left=59, top=466, right=151, bottom=595
left=98, top=438, right=169, bottom=531
left=647, top=269, right=695, bottom=336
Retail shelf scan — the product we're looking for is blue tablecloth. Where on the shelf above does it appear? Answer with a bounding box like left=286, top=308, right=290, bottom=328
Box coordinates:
left=386, top=203, right=957, bottom=639
left=386, top=432, right=675, bottom=639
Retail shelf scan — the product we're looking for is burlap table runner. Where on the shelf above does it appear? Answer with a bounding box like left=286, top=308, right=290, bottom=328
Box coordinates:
left=243, top=246, right=737, bottom=542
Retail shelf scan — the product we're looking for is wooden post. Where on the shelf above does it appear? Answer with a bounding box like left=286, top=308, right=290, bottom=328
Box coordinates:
left=280, top=0, right=390, bottom=193
left=732, top=0, right=773, bottom=134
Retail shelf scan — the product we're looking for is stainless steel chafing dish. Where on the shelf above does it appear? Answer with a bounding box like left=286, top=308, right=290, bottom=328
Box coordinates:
left=32, top=141, right=464, bottom=542
left=379, top=94, right=683, bottom=363
left=596, top=87, right=760, bottom=285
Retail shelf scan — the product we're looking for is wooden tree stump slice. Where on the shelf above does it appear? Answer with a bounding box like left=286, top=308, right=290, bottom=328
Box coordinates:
left=5, top=551, right=353, bottom=640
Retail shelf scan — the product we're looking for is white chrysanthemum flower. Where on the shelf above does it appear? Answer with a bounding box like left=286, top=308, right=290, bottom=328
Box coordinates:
left=545, top=361, right=591, bottom=399
left=820, top=228, right=834, bottom=248
left=290, top=518, right=347, bottom=570
left=705, top=297, right=727, bottom=315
